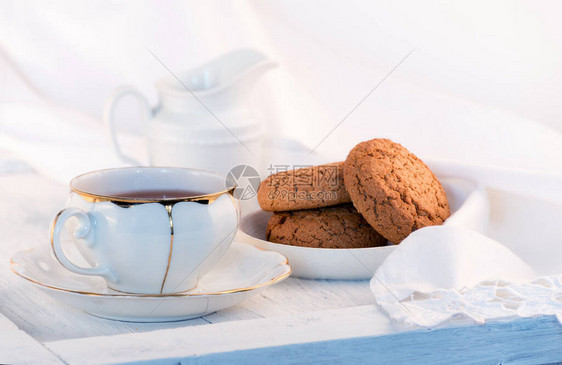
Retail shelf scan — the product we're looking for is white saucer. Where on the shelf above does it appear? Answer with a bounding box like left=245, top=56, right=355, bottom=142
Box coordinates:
left=237, top=177, right=489, bottom=280
left=11, top=241, right=291, bottom=322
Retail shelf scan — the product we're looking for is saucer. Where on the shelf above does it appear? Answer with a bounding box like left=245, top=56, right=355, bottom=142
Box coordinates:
left=11, top=241, right=291, bottom=322
left=237, top=177, right=489, bottom=280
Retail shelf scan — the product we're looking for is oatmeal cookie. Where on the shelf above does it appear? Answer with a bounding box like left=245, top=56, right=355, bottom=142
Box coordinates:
left=266, top=204, right=387, bottom=248
left=343, top=138, right=450, bottom=243
left=257, top=162, right=351, bottom=211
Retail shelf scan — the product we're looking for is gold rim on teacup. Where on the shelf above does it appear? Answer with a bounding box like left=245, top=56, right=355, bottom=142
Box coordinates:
left=70, top=166, right=236, bottom=205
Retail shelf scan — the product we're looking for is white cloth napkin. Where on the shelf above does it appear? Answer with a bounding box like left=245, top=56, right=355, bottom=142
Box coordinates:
left=371, top=166, right=562, bottom=327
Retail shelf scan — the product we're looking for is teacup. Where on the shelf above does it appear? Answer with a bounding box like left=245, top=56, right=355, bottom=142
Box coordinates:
left=50, top=167, right=239, bottom=294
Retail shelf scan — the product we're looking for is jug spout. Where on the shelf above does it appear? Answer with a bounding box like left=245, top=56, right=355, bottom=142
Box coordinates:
left=159, top=49, right=276, bottom=108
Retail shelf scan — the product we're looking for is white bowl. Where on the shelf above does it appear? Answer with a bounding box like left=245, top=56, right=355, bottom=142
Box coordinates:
left=236, top=177, right=489, bottom=280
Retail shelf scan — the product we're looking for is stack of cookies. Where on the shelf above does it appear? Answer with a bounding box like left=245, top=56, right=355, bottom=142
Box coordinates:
left=257, top=138, right=451, bottom=248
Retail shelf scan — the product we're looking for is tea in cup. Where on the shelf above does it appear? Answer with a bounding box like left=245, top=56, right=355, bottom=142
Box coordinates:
left=50, top=167, right=239, bottom=294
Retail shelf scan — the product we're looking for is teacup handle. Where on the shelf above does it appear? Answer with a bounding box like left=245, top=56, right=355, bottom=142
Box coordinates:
left=103, top=85, right=153, bottom=166
left=50, top=207, right=117, bottom=282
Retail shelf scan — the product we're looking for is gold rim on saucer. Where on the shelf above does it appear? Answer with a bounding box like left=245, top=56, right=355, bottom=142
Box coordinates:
left=10, top=247, right=291, bottom=298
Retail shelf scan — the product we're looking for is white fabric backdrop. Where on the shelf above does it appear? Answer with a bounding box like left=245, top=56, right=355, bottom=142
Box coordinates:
left=1, top=0, right=562, bottom=173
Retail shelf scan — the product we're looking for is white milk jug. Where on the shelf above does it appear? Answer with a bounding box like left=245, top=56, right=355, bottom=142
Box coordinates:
left=103, top=49, right=275, bottom=175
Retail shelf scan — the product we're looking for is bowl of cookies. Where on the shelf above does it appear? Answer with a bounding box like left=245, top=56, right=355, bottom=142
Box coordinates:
left=237, top=138, right=489, bottom=279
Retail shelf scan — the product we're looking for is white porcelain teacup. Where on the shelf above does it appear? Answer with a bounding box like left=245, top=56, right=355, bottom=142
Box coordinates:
left=50, top=167, right=239, bottom=294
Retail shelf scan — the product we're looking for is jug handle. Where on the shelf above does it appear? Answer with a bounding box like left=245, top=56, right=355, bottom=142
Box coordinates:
left=103, top=86, right=152, bottom=166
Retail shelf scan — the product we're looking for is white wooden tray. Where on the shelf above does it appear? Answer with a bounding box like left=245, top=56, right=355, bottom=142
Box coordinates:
left=2, top=173, right=562, bottom=364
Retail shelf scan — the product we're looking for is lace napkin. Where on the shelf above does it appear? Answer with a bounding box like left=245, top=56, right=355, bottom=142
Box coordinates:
left=371, top=225, right=562, bottom=327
